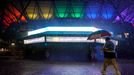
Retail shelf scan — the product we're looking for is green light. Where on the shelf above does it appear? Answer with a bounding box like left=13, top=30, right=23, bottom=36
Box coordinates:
left=55, top=1, right=68, bottom=18
left=71, top=13, right=82, bottom=18
left=56, top=7, right=66, bottom=12
left=73, top=6, right=83, bottom=12
left=58, top=13, right=64, bottom=18
left=55, top=7, right=68, bottom=18
left=71, top=2, right=84, bottom=18
left=59, top=13, right=68, bottom=18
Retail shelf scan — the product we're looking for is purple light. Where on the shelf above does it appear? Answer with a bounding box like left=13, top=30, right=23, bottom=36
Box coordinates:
left=115, top=5, right=134, bottom=24
left=115, top=16, right=120, bottom=21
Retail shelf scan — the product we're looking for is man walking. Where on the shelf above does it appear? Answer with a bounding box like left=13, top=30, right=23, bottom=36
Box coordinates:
left=101, top=37, right=121, bottom=75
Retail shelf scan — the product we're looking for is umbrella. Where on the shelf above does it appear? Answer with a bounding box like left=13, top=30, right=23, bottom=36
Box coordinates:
left=87, top=30, right=112, bottom=40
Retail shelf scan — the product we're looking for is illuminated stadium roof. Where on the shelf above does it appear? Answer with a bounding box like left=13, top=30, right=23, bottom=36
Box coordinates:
left=0, top=0, right=133, bottom=28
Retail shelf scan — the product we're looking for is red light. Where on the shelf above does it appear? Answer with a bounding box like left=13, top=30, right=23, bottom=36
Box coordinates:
left=2, top=4, right=27, bottom=27
left=8, top=4, right=21, bottom=17
left=3, top=20, right=10, bottom=26
left=21, top=16, right=26, bottom=22
left=4, top=16, right=12, bottom=24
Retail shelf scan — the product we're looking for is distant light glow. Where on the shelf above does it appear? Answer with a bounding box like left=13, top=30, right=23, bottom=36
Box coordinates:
left=124, top=32, right=129, bottom=38
left=0, top=48, right=8, bottom=52
left=28, top=27, right=101, bottom=36
left=11, top=43, right=15, bottom=46
left=24, top=37, right=45, bottom=44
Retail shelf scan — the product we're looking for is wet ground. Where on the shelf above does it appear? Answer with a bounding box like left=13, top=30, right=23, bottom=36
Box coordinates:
left=0, top=59, right=134, bottom=75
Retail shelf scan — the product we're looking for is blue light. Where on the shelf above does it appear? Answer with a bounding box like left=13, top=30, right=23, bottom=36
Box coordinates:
left=28, top=26, right=101, bottom=36
left=90, top=13, right=97, bottom=19
left=102, top=4, right=114, bottom=19
left=86, top=3, right=100, bottom=19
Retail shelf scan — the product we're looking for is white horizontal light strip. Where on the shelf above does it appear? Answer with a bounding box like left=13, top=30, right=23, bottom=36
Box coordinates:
left=23, top=36, right=118, bottom=45
left=46, top=27, right=100, bottom=32
left=28, top=28, right=47, bottom=36
left=24, top=37, right=45, bottom=44
left=28, top=27, right=101, bottom=36
left=46, top=36, right=106, bottom=43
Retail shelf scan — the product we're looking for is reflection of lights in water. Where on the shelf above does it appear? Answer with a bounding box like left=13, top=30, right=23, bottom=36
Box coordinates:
left=42, top=64, right=101, bottom=75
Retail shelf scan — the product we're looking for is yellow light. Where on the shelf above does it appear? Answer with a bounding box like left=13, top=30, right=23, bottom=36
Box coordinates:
left=43, top=14, right=52, bottom=19
left=28, top=13, right=37, bottom=19
left=41, top=6, right=53, bottom=19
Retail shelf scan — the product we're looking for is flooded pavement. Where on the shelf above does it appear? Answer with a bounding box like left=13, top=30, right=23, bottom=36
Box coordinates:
left=0, top=60, right=134, bottom=75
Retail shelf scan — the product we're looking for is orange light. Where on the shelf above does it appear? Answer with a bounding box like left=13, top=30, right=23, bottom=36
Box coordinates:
left=21, top=16, right=26, bottom=22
